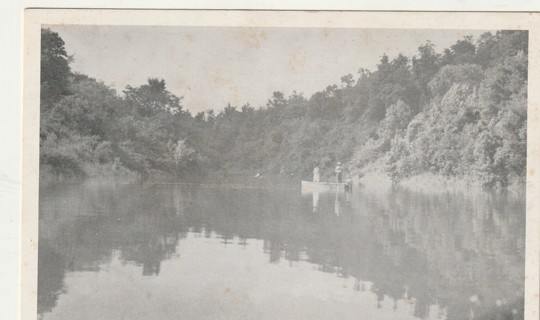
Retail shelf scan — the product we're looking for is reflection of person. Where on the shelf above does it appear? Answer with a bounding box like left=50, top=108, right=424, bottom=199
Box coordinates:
left=375, top=287, right=384, bottom=309
left=312, top=191, right=319, bottom=213
left=345, top=178, right=353, bottom=192
left=334, top=192, right=341, bottom=216
left=335, top=162, right=343, bottom=183
left=313, top=165, right=320, bottom=182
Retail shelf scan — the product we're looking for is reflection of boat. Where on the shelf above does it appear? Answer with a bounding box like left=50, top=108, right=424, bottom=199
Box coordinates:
left=301, top=180, right=348, bottom=193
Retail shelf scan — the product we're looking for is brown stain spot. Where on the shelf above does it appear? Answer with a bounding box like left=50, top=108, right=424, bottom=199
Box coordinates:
left=185, top=32, right=194, bottom=42
left=322, top=28, right=330, bottom=38
left=123, top=32, right=132, bottom=43
left=183, top=50, right=192, bottom=58
left=529, top=168, right=535, bottom=176
left=288, top=49, right=307, bottom=72
left=146, top=291, right=152, bottom=300
left=223, top=287, right=231, bottom=294
left=361, top=30, right=372, bottom=43
left=212, top=69, right=235, bottom=89
left=238, top=28, right=268, bottom=50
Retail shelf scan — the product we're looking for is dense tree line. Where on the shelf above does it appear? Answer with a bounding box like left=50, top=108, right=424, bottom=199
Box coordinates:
left=353, top=32, right=527, bottom=188
left=40, top=28, right=527, bottom=188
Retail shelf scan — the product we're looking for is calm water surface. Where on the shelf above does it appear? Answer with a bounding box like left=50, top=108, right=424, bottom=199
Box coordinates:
left=38, top=183, right=525, bottom=320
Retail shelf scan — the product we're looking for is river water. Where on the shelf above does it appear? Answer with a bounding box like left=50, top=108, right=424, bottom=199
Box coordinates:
left=38, top=182, right=525, bottom=320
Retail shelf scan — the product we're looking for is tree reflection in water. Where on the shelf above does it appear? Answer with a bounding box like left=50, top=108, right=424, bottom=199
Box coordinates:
left=38, top=182, right=525, bottom=319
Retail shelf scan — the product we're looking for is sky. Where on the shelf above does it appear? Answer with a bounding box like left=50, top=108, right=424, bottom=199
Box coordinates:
left=49, top=25, right=490, bottom=113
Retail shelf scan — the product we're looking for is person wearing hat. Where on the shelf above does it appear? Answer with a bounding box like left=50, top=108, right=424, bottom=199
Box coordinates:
left=313, top=163, right=321, bottom=182
left=335, top=162, right=343, bottom=183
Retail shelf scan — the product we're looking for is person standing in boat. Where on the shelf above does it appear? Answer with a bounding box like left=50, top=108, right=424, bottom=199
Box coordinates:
left=313, top=163, right=320, bottom=182
left=335, top=162, right=343, bottom=183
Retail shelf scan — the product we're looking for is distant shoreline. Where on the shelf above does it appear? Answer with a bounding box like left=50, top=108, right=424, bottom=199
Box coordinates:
left=39, top=166, right=525, bottom=197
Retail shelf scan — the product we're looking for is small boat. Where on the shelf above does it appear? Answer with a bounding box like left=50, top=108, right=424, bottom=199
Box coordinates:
left=301, top=180, right=348, bottom=193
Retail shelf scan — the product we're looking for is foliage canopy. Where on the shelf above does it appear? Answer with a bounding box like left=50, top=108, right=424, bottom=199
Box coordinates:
left=39, top=29, right=528, bottom=189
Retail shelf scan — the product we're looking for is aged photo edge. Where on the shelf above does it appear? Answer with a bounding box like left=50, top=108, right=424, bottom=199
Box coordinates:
left=21, top=9, right=540, bottom=320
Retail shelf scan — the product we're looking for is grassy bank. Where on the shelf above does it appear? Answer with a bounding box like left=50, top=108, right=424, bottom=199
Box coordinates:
left=39, top=163, right=141, bottom=187
left=357, top=170, right=525, bottom=197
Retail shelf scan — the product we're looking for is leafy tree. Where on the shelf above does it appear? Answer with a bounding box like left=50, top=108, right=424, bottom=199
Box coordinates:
left=412, top=41, right=441, bottom=101
left=41, top=28, right=72, bottom=106
left=428, top=64, right=484, bottom=98
left=441, top=35, right=476, bottom=66
left=378, top=100, right=414, bottom=141
left=266, top=91, right=287, bottom=109
left=340, top=74, right=355, bottom=87
left=124, top=78, right=184, bottom=116
left=476, top=31, right=528, bottom=69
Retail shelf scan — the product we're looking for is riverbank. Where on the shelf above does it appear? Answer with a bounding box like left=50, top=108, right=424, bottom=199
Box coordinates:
left=39, top=163, right=141, bottom=187
left=40, top=162, right=525, bottom=197
left=38, top=165, right=300, bottom=189
left=357, top=171, right=525, bottom=197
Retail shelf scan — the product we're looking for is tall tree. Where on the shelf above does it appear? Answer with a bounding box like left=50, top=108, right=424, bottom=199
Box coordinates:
left=41, top=28, right=72, bottom=105
left=123, top=78, right=184, bottom=117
